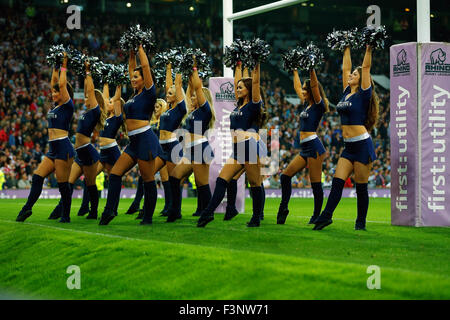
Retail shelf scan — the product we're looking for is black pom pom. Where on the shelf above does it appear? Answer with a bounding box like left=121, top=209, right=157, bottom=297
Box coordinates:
left=46, top=44, right=66, bottom=68
left=297, top=43, right=324, bottom=70
left=326, top=28, right=359, bottom=51
left=153, top=49, right=179, bottom=87
left=281, top=48, right=302, bottom=72
left=358, top=25, right=388, bottom=50
left=241, top=38, right=271, bottom=70
left=224, top=39, right=247, bottom=68
left=107, top=64, right=129, bottom=86
left=119, top=24, right=156, bottom=54
left=173, top=47, right=211, bottom=79
left=66, top=48, right=87, bottom=77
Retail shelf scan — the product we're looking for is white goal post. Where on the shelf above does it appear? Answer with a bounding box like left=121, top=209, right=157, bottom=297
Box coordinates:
left=223, top=0, right=431, bottom=76
left=222, top=0, right=307, bottom=77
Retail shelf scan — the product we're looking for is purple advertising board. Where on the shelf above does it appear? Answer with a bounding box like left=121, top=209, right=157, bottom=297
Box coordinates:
left=420, top=42, right=450, bottom=227
left=207, top=77, right=245, bottom=213
left=0, top=188, right=390, bottom=200
left=390, top=42, right=419, bottom=226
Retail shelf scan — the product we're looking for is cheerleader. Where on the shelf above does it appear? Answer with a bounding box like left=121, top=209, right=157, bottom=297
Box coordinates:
left=99, top=45, right=164, bottom=225
left=128, top=98, right=169, bottom=219
left=50, top=60, right=106, bottom=219
left=165, top=62, right=215, bottom=223
left=152, top=63, right=187, bottom=223
left=48, top=82, right=123, bottom=219
left=313, top=45, right=379, bottom=231
left=223, top=64, right=267, bottom=222
left=99, top=83, right=125, bottom=175
left=276, top=67, right=329, bottom=225
left=197, top=61, right=265, bottom=228
left=16, top=54, right=75, bottom=223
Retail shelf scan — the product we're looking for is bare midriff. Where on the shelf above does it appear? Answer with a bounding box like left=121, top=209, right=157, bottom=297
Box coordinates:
left=48, top=128, right=69, bottom=141
left=159, top=129, right=177, bottom=141
left=75, top=133, right=91, bottom=148
left=126, top=119, right=150, bottom=132
left=300, top=131, right=316, bottom=141
left=341, top=125, right=368, bottom=139
left=98, top=137, right=116, bottom=147
left=184, top=133, right=206, bottom=144
left=232, top=130, right=260, bottom=144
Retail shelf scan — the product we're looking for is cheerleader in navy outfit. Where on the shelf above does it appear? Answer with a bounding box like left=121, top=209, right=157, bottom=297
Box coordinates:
left=129, top=98, right=169, bottom=219
left=197, top=62, right=265, bottom=228
left=99, top=83, right=125, bottom=175
left=99, top=45, right=164, bottom=225
left=223, top=63, right=267, bottom=222
left=49, top=82, right=123, bottom=219
left=16, top=54, right=75, bottom=223
left=313, top=45, right=379, bottom=231
left=50, top=60, right=106, bottom=220
left=151, top=63, right=186, bottom=223
left=276, top=67, right=329, bottom=225
left=165, top=62, right=215, bottom=223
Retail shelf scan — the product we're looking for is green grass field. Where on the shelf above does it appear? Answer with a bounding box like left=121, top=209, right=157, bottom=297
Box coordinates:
left=0, top=197, right=448, bottom=300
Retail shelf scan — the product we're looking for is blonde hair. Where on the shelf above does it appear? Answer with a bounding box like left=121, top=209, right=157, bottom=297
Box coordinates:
left=151, top=98, right=168, bottom=126
left=119, top=98, right=128, bottom=139
left=202, top=87, right=216, bottom=129
left=94, top=89, right=106, bottom=132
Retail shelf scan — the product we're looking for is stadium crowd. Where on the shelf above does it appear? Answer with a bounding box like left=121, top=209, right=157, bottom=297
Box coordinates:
left=0, top=6, right=391, bottom=191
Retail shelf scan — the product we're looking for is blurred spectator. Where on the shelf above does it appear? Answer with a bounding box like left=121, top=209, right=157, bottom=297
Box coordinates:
left=17, top=173, right=30, bottom=189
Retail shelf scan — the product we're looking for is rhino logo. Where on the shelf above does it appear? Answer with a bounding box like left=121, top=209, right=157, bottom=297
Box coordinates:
left=430, top=48, right=446, bottom=65
left=220, top=82, right=234, bottom=94
left=396, top=49, right=407, bottom=65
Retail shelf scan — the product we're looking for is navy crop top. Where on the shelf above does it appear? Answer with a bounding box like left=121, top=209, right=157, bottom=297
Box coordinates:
left=123, top=85, right=156, bottom=121
left=159, top=100, right=187, bottom=133
left=336, top=86, right=372, bottom=126
left=76, top=105, right=100, bottom=137
left=183, top=101, right=212, bottom=136
left=299, top=99, right=325, bottom=132
left=47, top=99, right=74, bottom=132
left=230, top=100, right=262, bottom=132
left=99, top=114, right=123, bottom=139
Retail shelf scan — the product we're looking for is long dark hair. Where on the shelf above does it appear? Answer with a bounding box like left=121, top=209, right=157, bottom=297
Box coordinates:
left=356, top=66, right=379, bottom=132
left=131, top=66, right=144, bottom=98
left=132, top=65, right=156, bottom=98
left=303, top=79, right=329, bottom=112
left=237, top=78, right=268, bottom=129
left=53, top=82, right=74, bottom=101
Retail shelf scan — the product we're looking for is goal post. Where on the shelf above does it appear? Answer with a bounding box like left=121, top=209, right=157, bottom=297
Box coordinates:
left=222, top=0, right=307, bottom=77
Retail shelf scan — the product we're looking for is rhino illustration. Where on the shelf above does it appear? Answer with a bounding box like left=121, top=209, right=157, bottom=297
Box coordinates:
left=396, top=49, right=407, bottom=65
left=430, top=48, right=446, bottom=65
left=220, top=82, right=234, bottom=94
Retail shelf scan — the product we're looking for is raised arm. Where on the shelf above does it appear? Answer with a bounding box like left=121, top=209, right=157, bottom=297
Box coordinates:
left=128, top=50, right=136, bottom=82
left=293, top=69, right=304, bottom=103
left=51, top=68, right=59, bottom=88
left=243, top=67, right=250, bottom=78
left=185, top=77, right=193, bottom=110
left=361, top=45, right=372, bottom=90
left=59, top=53, right=70, bottom=102
left=112, top=85, right=122, bottom=116
left=84, top=61, right=98, bottom=108
left=234, top=62, right=242, bottom=100
left=103, top=83, right=110, bottom=101
left=251, top=63, right=261, bottom=103
left=165, top=62, right=173, bottom=95
left=342, top=46, right=352, bottom=91
left=309, top=69, right=321, bottom=104
left=137, top=44, right=153, bottom=89
left=191, top=68, right=206, bottom=107
left=174, top=73, right=184, bottom=104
